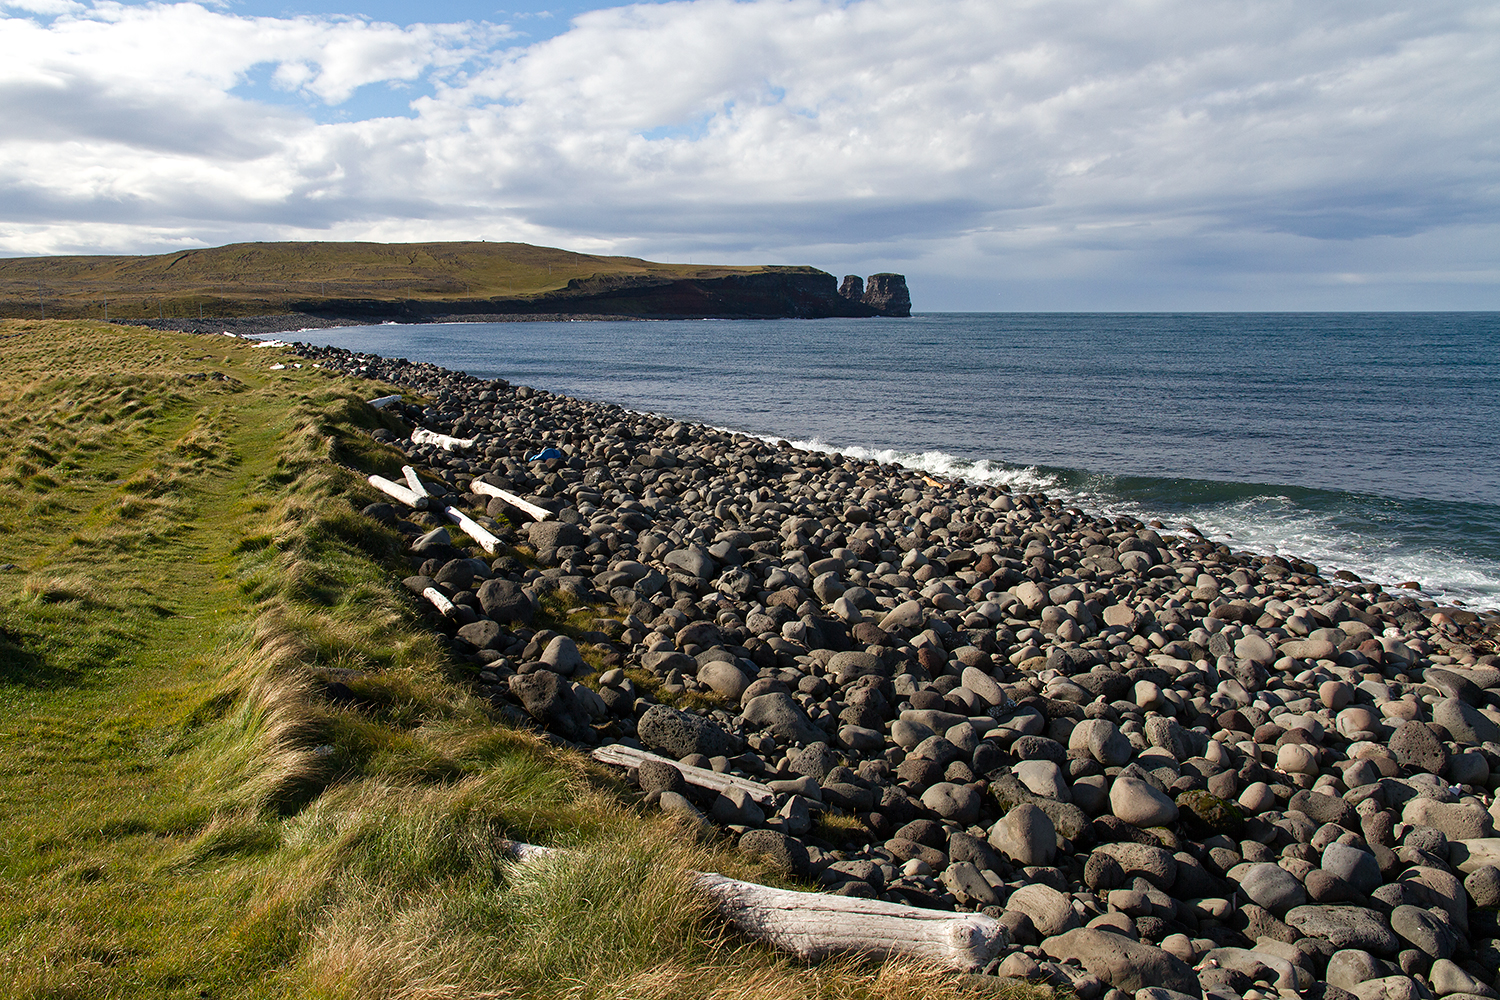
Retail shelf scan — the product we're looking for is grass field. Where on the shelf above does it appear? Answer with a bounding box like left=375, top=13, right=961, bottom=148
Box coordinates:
left=0, top=242, right=809, bottom=321
left=0, top=320, right=1035, bottom=1000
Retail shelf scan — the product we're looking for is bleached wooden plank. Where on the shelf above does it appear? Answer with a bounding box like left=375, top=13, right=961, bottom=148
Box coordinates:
left=368, top=474, right=424, bottom=508
left=470, top=480, right=554, bottom=522
left=694, top=872, right=1004, bottom=971
left=421, top=586, right=457, bottom=618
left=411, top=427, right=476, bottom=451
left=443, top=505, right=502, bottom=556
left=401, top=464, right=431, bottom=497
left=590, top=744, right=774, bottom=805
left=494, top=839, right=1006, bottom=972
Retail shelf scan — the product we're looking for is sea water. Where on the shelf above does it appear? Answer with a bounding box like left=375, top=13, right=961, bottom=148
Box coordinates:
left=289, top=313, right=1500, bottom=610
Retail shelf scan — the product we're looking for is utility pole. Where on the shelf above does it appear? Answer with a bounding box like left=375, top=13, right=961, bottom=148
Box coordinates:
left=38, top=282, right=43, bottom=320
left=104, top=297, right=108, bottom=322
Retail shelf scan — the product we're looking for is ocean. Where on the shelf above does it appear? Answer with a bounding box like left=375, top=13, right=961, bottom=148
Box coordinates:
left=286, top=313, right=1500, bottom=610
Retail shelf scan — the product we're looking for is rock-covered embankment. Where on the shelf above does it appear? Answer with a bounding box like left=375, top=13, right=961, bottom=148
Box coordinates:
left=296, top=340, right=1500, bottom=1000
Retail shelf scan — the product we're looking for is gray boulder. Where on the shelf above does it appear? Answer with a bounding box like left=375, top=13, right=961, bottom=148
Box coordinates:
left=664, top=545, right=717, bottom=581
left=921, top=782, right=982, bottom=825
left=456, top=619, right=503, bottom=650
left=742, top=691, right=824, bottom=746
left=1286, top=905, right=1399, bottom=954
left=1236, top=862, right=1307, bottom=913
left=739, top=829, right=810, bottom=875
left=1390, top=720, right=1448, bottom=775
left=1434, top=698, right=1500, bottom=746
left=1322, top=842, right=1383, bottom=895
left=477, top=578, right=534, bottom=625
left=637, top=703, right=736, bottom=759
left=828, top=650, right=885, bottom=685
left=509, top=669, right=590, bottom=740
left=1389, top=903, right=1457, bottom=959
left=1110, top=775, right=1178, bottom=827
left=528, top=520, right=586, bottom=553
left=540, top=635, right=584, bottom=675
left=988, top=802, right=1056, bottom=866
left=1040, top=928, right=1201, bottom=996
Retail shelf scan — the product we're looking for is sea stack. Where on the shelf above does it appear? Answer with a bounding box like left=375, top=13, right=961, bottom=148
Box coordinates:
left=862, top=273, right=912, bottom=317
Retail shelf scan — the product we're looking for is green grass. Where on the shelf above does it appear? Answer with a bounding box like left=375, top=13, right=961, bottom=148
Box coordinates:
left=0, top=241, right=815, bottom=320
left=0, top=319, right=1040, bottom=1000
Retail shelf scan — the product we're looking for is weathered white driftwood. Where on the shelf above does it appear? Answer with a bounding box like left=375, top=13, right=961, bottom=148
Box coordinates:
left=494, top=839, right=1004, bottom=972
left=443, top=506, right=501, bottom=555
left=694, top=872, right=1004, bottom=970
left=401, top=465, right=431, bottom=497
left=470, top=480, right=554, bottom=522
left=591, top=744, right=774, bottom=805
left=366, top=393, right=403, bottom=409
left=411, top=427, right=476, bottom=451
left=372, top=470, right=501, bottom=555
left=368, top=474, right=424, bottom=508
left=421, top=586, right=458, bottom=618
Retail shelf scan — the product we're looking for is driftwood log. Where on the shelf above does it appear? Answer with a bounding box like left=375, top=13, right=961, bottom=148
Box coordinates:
left=591, top=744, right=774, bottom=805
left=420, top=586, right=458, bottom=618
left=495, top=839, right=1006, bottom=972
left=442, top=506, right=501, bottom=555
left=693, top=872, right=1005, bottom=970
left=401, top=465, right=431, bottom=497
left=471, top=480, right=554, bottom=522
left=368, top=474, right=424, bottom=508
left=367, top=473, right=501, bottom=555
left=366, top=393, right=403, bottom=409
left=411, top=427, right=476, bottom=451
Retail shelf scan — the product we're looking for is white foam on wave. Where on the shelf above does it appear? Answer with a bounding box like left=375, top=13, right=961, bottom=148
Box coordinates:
left=765, top=434, right=1500, bottom=609
left=1048, top=484, right=1499, bottom=610
left=1142, top=495, right=1498, bottom=610
left=779, top=436, right=1064, bottom=494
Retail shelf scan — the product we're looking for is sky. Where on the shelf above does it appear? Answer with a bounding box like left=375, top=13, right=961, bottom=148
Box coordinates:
left=1, top=0, right=1498, bottom=310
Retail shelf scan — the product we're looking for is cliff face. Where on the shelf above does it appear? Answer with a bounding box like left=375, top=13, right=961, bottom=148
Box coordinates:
left=862, top=273, right=912, bottom=317
left=294, top=268, right=912, bottom=321
left=838, top=272, right=911, bottom=317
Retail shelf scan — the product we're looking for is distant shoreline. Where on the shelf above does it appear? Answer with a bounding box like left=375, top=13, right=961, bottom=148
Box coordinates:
left=120, top=313, right=666, bottom=338
left=122, top=308, right=919, bottom=338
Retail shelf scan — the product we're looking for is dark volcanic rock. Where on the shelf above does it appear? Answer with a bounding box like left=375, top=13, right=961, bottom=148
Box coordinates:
left=638, top=704, right=736, bottom=759
left=477, top=578, right=534, bottom=625
left=861, top=273, right=912, bottom=317
left=508, top=670, right=590, bottom=740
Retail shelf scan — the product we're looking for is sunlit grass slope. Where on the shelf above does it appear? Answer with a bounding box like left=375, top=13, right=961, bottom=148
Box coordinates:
left=0, top=319, right=1032, bottom=1000
left=0, top=242, right=811, bottom=321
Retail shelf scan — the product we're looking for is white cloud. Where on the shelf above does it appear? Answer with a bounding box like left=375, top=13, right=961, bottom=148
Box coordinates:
left=0, top=0, right=1497, bottom=307
left=2, top=0, right=84, bottom=13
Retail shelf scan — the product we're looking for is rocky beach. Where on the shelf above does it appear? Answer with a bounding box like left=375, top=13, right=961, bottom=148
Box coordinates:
left=293, top=337, right=1500, bottom=1000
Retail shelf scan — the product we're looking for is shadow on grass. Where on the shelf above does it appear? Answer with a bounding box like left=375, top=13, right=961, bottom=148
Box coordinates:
left=0, top=623, right=82, bottom=689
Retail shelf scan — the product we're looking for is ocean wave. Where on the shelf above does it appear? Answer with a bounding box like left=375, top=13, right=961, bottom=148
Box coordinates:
left=767, top=436, right=1500, bottom=609
left=779, top=436, right=1064, bottom=494
left=1071, top=488, right=1500, bottom=609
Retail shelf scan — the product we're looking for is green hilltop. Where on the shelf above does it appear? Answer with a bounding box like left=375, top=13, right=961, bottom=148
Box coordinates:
left=0, top=241, right=808, bottom=321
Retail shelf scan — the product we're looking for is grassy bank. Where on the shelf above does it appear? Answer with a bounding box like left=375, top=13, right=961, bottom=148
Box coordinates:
left=0, top=320, right=1026, bottom=999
